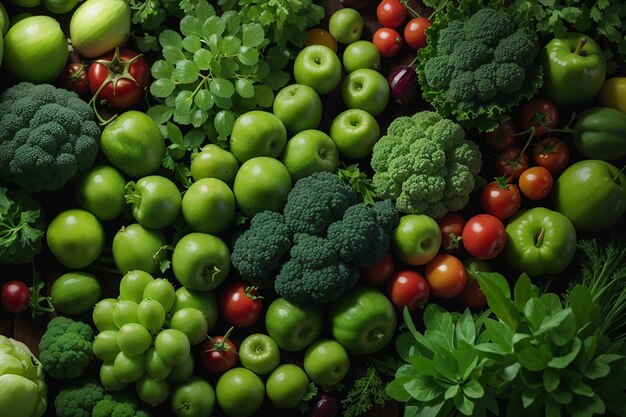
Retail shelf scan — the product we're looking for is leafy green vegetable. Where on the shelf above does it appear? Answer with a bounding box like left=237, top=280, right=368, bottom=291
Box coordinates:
left=341, top=357, right=399, bottom=417
left=149, top=0, right=290, bottom=146
left=0, top=187, right=44, bottom=265
left=336, top=164, right=377, bottom=206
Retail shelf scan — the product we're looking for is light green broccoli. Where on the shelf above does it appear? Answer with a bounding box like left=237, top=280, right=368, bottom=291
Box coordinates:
left=371, top=111, right=482, bottom=218
left=418, top=5, right=542, bottom=131
left=38, top=316, right=94, bottom=379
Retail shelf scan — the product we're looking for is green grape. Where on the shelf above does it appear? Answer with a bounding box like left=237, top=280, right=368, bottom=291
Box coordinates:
left=136, top=375, right=171, bottom=406
left=113, top=351, right=146, bottom=383
left=137, top=297, right=166, bottom=332
left=172, top=287, right=218, bottom=332
left=117, top=323, right=152, bottom=356
left=143, top=278, right=176, bottom=312
left=119, top=270, right=155, bottom=303
left=93, top=330, right=120, bottom=361
left=100, top=361, right=129, bottom=391
left=112, top=300, right=139, bottom=328
left=145, top=347, right=172, bottom=381
left=169, top=307, right=208, bottom=345
left=155, top=329, right=190, bottom=366
left=169, top=354, right=194, bottom=382
left=93, top=298, right=119, bottom=331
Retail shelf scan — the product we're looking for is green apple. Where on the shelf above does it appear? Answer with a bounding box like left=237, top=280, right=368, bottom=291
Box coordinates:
left=273, top=84, right=323, bottom=134
left=553, top=159, right=626, bottom=232
left=0, top=3, right=9, bottom=35
left=343, top=40, right=380, bottom=73
left=342, top=68, right=390, bottom=116
left=46, top=209, right=105, bottom=269
left=328, top=8, right=363, bottom=44
left=182, top=178, right=235, bottom=234
left=280, top=130, right=339, bottom=182
left=265, top=297, right=323, bottom=352
left=329, top=109, right=380, bottom=159
left=303, top=339, right=350, bottom=387
left=233, top=157, right=292, bottom=217
left=170, top=377, right=216, bottom=417
left=239, top=333, right=280, bottom=375
left=266, top=364, right=310, bottom=409
left=229, top=111, right=287, bottom=163
left=293, top=45, right=342, bottom=95
left=112, top=223, right=166, bottom=276
left=190, top=144, right=239, bottom=186
left=392, top=214, right=442, bottom=265
left=216, top=368, right=265, bottom=417
left=172, top=233, right=231, bottom=291
left=169, top=307, right=208, bottom=345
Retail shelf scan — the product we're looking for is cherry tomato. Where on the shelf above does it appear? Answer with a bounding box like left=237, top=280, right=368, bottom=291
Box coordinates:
left=88, top=47, right=150, bottom=109
left=403, top=17, right=431, bottom=49
left=305, top=28, right=338, bottom=53
left=373, top=27, right=403, bottom=58
left=200, top=330, right=239, bottom=374
left=519, top=166, right=553, bottom=200
left=57, top=63, right=90, bottom=96
left=495, top=147, right=529, bottom=179
left=425, top=254, right=467, bottom=299
left=532, top=137, right=570, bottom=174
left=483, top=120, right=516, bottom=151
left=462, top=214, right=507, bottom=260
left=376, top=0, right=408, bottom=29
left=387, top=270, right=429, bottom=310
left=359, top=253, right=395, bottom=286
left=1, top=281, right=30, bottom=314
left=480, top=178, right=522, bottom=220
left=220, top=282, right=263, bottom=328
left=516, top=98, right=559, bottom=137
left=437, top=213, right=465, bottom=251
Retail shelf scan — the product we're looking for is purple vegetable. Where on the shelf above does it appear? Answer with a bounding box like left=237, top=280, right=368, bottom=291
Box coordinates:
left=310, top=394, right=340, bottom=417
left=338, top=0, right=370, bottom=9
left=388, top=65, right=419, bottom=104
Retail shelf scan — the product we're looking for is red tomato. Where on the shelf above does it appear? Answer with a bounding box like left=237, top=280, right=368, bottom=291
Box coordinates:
left=516, top=98, right=559, bottom=137
left=1, top=281, right=30, bottom=314
left=532, top=137, right=570, bottom=174
left=437, top=213, right=465, bottom=251
left=495, top=147, right=529, bottom=179
left=519, top=166, right=553, bottom=200
left=483, top=120, right=516, bottom=151
left=88, top=47, right=150, bottom=109
left=404, top=17, right=431, bottom=50
left=373, top=28, right=403, bottom=58
left=376, top=0, right=408, bottom=29
left=360, top=253, right=395, bottom=286
left=480, top=178, right=522, bottom=220
left=462, top=214, right=507, bottom=260
left=457, top=276, right=487, bottom=309
left=200, top=331, right=239, bottom=374
left=57, top=63, right=90, bottom=96
left=387, top=270, right=429, bottom=310
left=220, top=282, right=263, bottom=328
left=425, top=254, right=467, bottom=299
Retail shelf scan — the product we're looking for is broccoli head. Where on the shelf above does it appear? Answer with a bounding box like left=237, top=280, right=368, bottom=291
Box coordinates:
left=417, top=6, right=542, bottom=131
left=0, top=83, right=100, bottom=192
left=92, top=398, right=151, bottom=417
left=231, top=210, right=292, bottom=288
left=39, top=316, right=94, bottom=379
left=55, top=381, right=107, bottom=417
left=371, top=111, right=482, bottom=218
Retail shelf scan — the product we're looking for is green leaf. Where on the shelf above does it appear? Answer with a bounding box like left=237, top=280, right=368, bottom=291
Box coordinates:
left=147, top=105, right=173, bottom=125
left=180, top=15, right=201, bottom=36
left=208, top=35, right=222, bottom=55
left=521, top=388, right=541, bottom=408
left=266, top=46, right=291, bottom=70
left=404, top=376, right=442, bottom=402
left=151, top=60, right=173, bottom=79
left=202, top=16, right=225, bottom=39
left=172, top=60, right=200, bottom=84
left=463, top=380, right=484, bottom=399
left=263, top=71, right=290, bottom=90
left=193, top=49, right=213, bottom=71
left=403, top=308, right=438, bottom=355
left=513, top=273, right=536, bottom=311
left=163, top=46, right=187, bottom=63
left=194, top=0, right=216, bottom=21
left=209, top=78, right=235, bottom=98
left=214, top=109, right=236, bottom=138
left=150, top=78, right=176, bottom=98
left=455, top=309, right=476, bottom=345
left=547, top=337, right=581, bottom=369
left=519, top=347, right=545, bottom=371
left=545, top=397, right=561, bottom=417
left=564, top=374, right=594, bottom=397
left=220, top=59, right=240, bottom=78
left=567, top=285, right=593, bottom=328
left=242, top=22, right=265, bottom=47
left=159, top=29, right=182, bottom=49
left=254, top=84, right=274, bottom=108
left=194, top=89, right=214, bottom=111
left=183, top=128, right=205, bottom=149
left=221, top=10, right=241, bottom=35
left=166, top=122, right=183, bottom=144
left=523, top=298, right=546, bottom=331
left=445, top=384, right=460, bottom=400
left=386, top=377, right=412, bottom=403
left=549, top=385, right=573, bottom=405
left=222, top=35, right=242, bottom=55
left=410, top=355, right=438, bottom=377
left=235, top=78, right=255, bottom=98
left=543, top=368, right=560, bottom=392
left=454, top=392, right=475, bottom=416
left=396, top=331, right=414, bottom=362
left=550, top=312, right=577, bottom=346
left=190, top=108, right=208, bottom=128
left=455, top=341, right=478, bottom=381
left=503, top=363, right=521, bottom=382
left=485, top=318, right=513, bottom=352
left=238, top=46, right=259, bottom=65
left=174, top=90, right=194, bottom=113
left=434, top=349, right=460, bottom=382
left=182, top=35, right=202, bottom=53
left=475, top=271, right=520, bottom=331
left=537, top=308, right=573, bottom=336
left=213, top=94, right=232, bottom=110
left=583, top=354, right=623, bottom=379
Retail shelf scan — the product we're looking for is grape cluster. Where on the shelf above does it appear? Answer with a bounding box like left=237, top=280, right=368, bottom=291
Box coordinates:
left=92, top=270, right=210, bottom=406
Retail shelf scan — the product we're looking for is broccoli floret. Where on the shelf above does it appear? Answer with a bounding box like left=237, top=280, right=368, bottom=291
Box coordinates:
left=92, top=398, right=151, bottom=417
left=450, top=40, right=493, bottom=71
left=385, top=116, right=415, bottom=138
left=283, top=172, right=357, bottom=236
left=0, top=83, right=100, bottom=192
left=55, top=382, right=107, bottom=417
left=423, top=56, right=456, bottom=90
left=447, top=71, right=478, bottom=103
left=437, top=20, right=466, bottom=55
left=474, top=64, right=499, bottom=101
left=494, top=31, right=537, bottom=66
left=495, top=63, right=526, bottom=94
left=275, top=234, right=359, bottom=303
left=371, top=199, right=400, bottom=234
left=231, top=211, right=293, bottom=288
left=38, top=316, right=94, bottom=379
left=464, top=8, right=515, bottom=47
left=410, top=111, right=442, bottom=130
left=370, top=111, right=482, bottom=218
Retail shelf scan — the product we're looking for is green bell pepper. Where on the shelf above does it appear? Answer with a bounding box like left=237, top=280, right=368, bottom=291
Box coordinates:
left=540, top=33, right=606, bottom=106
left=572, top=107, right=626, bottom=160
left=504, top=207, right=577, bottom=277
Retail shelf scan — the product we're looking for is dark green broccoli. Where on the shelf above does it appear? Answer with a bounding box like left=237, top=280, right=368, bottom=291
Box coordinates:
left=38, top=316, right=94, bottom=379
left=417, top=5, right=543, bottom=131
left=55, top=381, right=107, bottom=417
left=0, top=187, right=45, bottom=264
left=231, top=210, right=293, bottom=288
left=232, top=172, right=399, bottom=303
left=92, top=398, right=151, bottom=417
left=0, top=82, right=100, bottom=192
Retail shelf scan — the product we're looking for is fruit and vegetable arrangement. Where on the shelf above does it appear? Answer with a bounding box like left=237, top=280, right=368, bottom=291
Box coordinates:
left=0, top=0, right=625, bottom=416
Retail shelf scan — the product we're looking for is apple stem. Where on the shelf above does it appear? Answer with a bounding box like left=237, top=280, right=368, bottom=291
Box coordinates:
left=613, top=164, right=626, bottom=182
left=535, top=227, right=545, bottom=248
left=369, top=329, right=385, bottom=342
left=574, top=37, right=587, bottom=55
left=202, top=265, right=221, bottom=282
